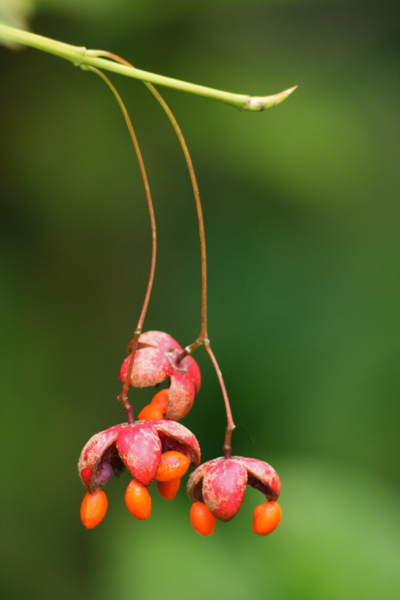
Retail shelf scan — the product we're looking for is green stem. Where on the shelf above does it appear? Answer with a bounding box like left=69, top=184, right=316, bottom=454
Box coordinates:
left=0, top=24, right=297, bottom=111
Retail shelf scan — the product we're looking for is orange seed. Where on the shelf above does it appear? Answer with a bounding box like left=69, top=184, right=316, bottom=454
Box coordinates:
left=138, top=404, right=164, bottom=420
left=190, top=501, right=216, bottom=536
left=80, top=490, right=108, bottom=529
left=150, top=389, right=169, bottom=413
left=157, top=478, right=181, bottom=500
left=252, top=501, right=282, bottom=536
left=125, top=479, right=152, bottom=520
left=155, top=451, right=190, bottom=482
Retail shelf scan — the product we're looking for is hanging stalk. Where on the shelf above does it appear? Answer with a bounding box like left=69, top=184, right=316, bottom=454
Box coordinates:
left=86, top=67, right=157, bottom=424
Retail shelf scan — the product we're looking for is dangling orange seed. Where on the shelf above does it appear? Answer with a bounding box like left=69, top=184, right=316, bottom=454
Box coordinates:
left=190, top=501, right=216, bottom=536
left=138, top=403, right=164, bottom=420
left=155, top=451, right=190, bottom=482
left=252, top=501, right=282, bottom=536
left=157, top=478, right=181, bottom=500
left=80, top=490, right=108, bottom=529
left=150, top=389, right=169, bottom=413
left=125, top=479, right=152, bottom=520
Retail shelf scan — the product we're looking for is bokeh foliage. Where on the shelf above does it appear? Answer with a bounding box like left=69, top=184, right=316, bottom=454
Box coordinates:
left=1, top=1, right=400, bottom=599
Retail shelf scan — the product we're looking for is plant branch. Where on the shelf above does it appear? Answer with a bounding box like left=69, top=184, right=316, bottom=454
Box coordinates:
left=0, top=24, right=297, bottom=111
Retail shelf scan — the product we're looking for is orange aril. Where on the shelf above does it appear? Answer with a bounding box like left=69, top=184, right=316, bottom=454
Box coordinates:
left=125, top=479, right=152, bottom=520
left=190, top=501, right=216, bottom=536
left=150, top=389, right=169, bottom=413
left=155, top=451, right=190, bottom=482
left=252, top=501, right=282, bottom=535
left=138, top=404, right=164, bottom=420
left=80, top=490, right=108, bottom=529
left=157, top=478, right=181, bottom=500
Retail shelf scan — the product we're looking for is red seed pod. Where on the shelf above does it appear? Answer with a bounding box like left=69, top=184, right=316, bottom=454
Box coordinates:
left=187, top=456, right=280, bottom=522
left=80, top=490, right=108, bottom=529
left=155, top=451, right=190, bottom=482
left=119, top=331, right=201, bottom=421
left=157, top=478, right=181, bottom=500
left=252, top=501, right=282, bottom=535
left=190, top=501, right=216, bottom=536
left=78, top=425, right=125, bottom=493
left=79, top=420, right=200, bottom=494
left=125, top=480, right=152, bottom=520
left=116, top=425, right=162, bottom=486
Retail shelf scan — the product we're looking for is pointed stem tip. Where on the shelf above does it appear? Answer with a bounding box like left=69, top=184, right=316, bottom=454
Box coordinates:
left=245, top=85, right=298, bottom=112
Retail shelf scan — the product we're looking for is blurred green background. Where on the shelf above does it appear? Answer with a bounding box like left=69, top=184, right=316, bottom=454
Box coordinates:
left=1, top=0, right=400, bottom=598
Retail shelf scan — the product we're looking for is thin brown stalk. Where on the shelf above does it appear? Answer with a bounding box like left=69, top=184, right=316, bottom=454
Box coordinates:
left=87, top=67, right=157, bottom=423
left=204, top=344, right=236, bottom=458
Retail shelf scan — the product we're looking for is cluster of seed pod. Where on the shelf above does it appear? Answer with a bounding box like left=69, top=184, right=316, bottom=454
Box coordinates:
left=78, top=331, right=281, bottom=536
left=74, top=54, right=289, bottom=538
left=71, top=42, right=295, bottom=539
